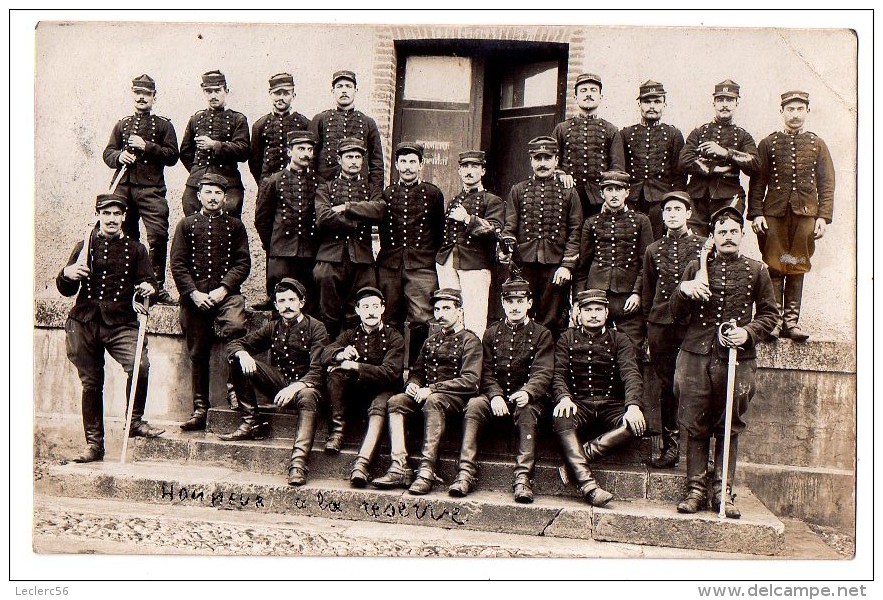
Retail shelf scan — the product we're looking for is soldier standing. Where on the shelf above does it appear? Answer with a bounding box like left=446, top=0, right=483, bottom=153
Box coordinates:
left=170, top=174, right=251, bottom=432
left=552, top=289, right=646, bottom=506
left=748, top=91, right=835, bottom=341
left=248, top=73, right=311, bottom=185
left=224, top=278, right=329, bottom=486
left=57, top=194, right=164, bottom=463
left=319, top=287, right=404, bottom=482
left=313, top=137, right=384, bottom=339
left=553, top=73, right=625, bottom=218
left=679, top=80, right=759, bottom=236
left=102, top=74, right=179, bottom=305
left=435, top=150, right=505, bottom=339
left=180, top=70, right=250, bottom=219
left=671, top=205, right=778, bottom=517
left=254, top=130, right=320, bottom=314
left=310, top=70, right=384, bottom=190
left=448, top=276, right=554, bottom=503
left=621, top=80, right=687, bottom=239
left=377, top=142, right=445, bottom=366
left=371, top=289, right=482, bottom=495
left=641, top=191, right=705, bottom=468
left=502, top=136, right=583, bottom=337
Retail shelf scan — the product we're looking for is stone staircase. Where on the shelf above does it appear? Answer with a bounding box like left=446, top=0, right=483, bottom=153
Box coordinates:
left=39, top=405, right=786, bottom=555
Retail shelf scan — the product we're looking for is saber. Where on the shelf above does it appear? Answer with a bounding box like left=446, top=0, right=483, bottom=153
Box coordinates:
left=119, top=293, right=150, bottom=464
left=109, top=165, right=128, bottom=193
left=717, top=320, right=738, bottom=519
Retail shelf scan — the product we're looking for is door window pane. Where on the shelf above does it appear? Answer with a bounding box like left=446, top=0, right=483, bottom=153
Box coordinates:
left=403, top=56, right=472, bottom=103
left=500, top=61, right=558, bottom=109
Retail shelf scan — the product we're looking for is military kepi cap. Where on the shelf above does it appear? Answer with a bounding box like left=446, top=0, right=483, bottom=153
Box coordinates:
left=431, top=288, right=463, bottom=306
left=287, top=130, right=317, bottom=146
left=637, top=79, right=666, bottom=99
left=201, top=70, right=227, bottom=88
left=527, top=136, right=558, bottom=156
left=600, top=170, right=631, bottom=188
left=395, top=141, right=424, bottom=160
left=355, top=286, right=385, bottom=303
left=458, top=150, right=486, bottom=165
left=337, top=137, right=367, bottom=155
left=709, top=200, right=744, bottom=227
left=575, top=289, right=609, bottom=307
left=198, top=173, right=229, bottom=190
left=268, top=72, right=295, bottom=91
left=332, top=70, right=357, bottom=86
left=781, top=90, right=810, bottom=106
left=131, top=74, right=156, bottom=92
left=275, top=277, right=307, bottom=299
left=501, top=276, right=531, bottom=299
left=574, top=73, right=602, bottom=90
left=95, top=193, right=127, bottom=211
left=713, top=79, right=740, bottom=99
left=661, top=191, right=692, bottom=210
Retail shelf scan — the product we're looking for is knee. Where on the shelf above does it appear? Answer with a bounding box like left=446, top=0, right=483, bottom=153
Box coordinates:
left=422, top=393, right=447, bottom=413
left=552, top=414, right=576, bottom=433
left=295, top=388, right=321, bottom=412
left=387, top=393, right=411, bottom=415
left=515, top=405, right=538, bottom=427
left=464, top=397, right=488, bottom=421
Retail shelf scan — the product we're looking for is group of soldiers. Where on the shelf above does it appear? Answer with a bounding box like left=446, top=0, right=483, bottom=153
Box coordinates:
left=57, top=68, right=835, bottom=518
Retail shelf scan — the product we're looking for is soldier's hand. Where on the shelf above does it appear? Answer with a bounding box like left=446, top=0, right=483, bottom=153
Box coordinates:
left=721, top=325, right=749, bottom=348
left=237, top=352, right=257, bottom=376
left=752, top=216, right=768, bottom=234
left=623, top=293, right=641, bottom=313
left=119, top=150, right=137, bottom=165
left=694, top=159, right=712, bottom=175
left=331, top=203, right=348, bottom=214
left=190, top=290, right=214, bottom=310
left=680, top=279, right=711, bottom=301
left=449, top=205, right=470, bottom=223
left=274, top=382, right=303, bottom=408
left=623, top=405, right=646, bottom=437
left=127, top=135, right=147, bottom=151
left=207, top=287, right=228, bottom=305
left=814, top=218, right=827, bottom=240
left=195, top=135, right=215, bottom=150
left=340, top=345, right=360, bottom=361
left=712, top=165, right=735, bottom=174
left=339, top=360, right=360, bottom=371
left=552, top=267, right=572, bottom=286
left=490, top=396, right=510, bottom=417
left=414, top=387, right=432, bottom=403
left=405, top=382, right=419, bottom=397
left=553, top=397, right=577, bottom=418
left=698, top=141, right=727, bottom=158
left=63, top=263, right=91, bottom=281
left=135, top=282, right=155, bottom=298
left=555, top=170, right=575, bottom=189
left=509, top=390, right=530, bottom=409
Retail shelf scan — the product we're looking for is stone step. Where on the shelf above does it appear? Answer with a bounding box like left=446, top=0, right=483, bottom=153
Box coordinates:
left=205, top=406, right=656, bottom=465
left=133, top=430, right=686, bottom=502
left=38, top=460, right=785, bottom=555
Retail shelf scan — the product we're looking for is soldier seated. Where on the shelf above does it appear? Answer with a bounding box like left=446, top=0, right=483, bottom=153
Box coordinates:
left=448, top=275, right=554, bottom=503
left=552, top=289, right=646, bottom=506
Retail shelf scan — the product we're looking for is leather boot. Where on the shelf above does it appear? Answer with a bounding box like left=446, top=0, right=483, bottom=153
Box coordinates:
left=513, top=408, right=538, bottom=492
left=181, top=362, right=210, bottom=431
left=711, top=435, right=741, bottom=518
left=559, top=428, right=611, bottom=506
left=582, top=423, right=634, bottom=462
left=226, top=383, right=239, bottom=410
left=126, top=369, right=165, bottom=437
left=372, top=414, right=414, bottom=489
left=781, top=275, right=808, bottom=341
left=768, top=270, right=785, bottom=339
left=449, top=417, right=481, bottom=497
left=677, top=436, right=710, bottom=513
left=73, top=388, right=105, bottom=463
left=324, top=373, right=348, bottom=454
left=350, top=415, right=385, bottom=487
left=408, top=409, right=446, bottom=495
left=218, top=374, right=268, bottom=441
left=651, top=427, right=680, bottom=468
left=513, top=473, right=534, bottom=504
left=287, top=410, right=318, bottom=486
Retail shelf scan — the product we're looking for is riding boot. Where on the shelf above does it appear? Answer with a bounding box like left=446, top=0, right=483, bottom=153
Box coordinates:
left=126, top=368, right=164, bottom=437
left=558, top=428, right=612, bottom=506
left=448, top=417, right=481, bottom=497
left=324, top=374, right=348, bottom=454
left=781, top=274, right=808, bottom=341
left=350, top=414, right=385, bottom=487
left=287, top=410, right=318, bottom=486
left=218, top=375, right=267, bottom=441
left=513, top=408, right=538, bottom=481
left=181, top=361, right=210, bottom=431
left=408, top=409, right=446, bottom=495
left=73, top=388, right=105, bottom=462
left=152, top=242, right=177, bottom=305
left=711, top=435, right=741, bottom=518
left=677, top=436, right=710, bottom=513
left=582, top=423, right=634, bottom=462
left=651, top=427, right=680, bottom=468
left=371, top=413, right=414, bottom=489
left=767, top=270, right=785, bottom=339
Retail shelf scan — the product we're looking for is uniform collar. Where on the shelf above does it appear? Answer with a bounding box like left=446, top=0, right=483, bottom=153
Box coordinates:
left=578, top=325, right=607, bottom=337
left=360, top=322, right=384, bottom=334
left=784, top=126, right=805, bottom=136
left=96, top=229, right=124, bottom=240
left=665, top=226, right=692, bottom=239
left=462, top=184, right=484, bottom=194
left=335, top=106, right=356, bottom=113
left=339, top=172, right=362, bottom=182
left=398, top=178, right=421, bottom=188
left=440, top=322, right=464, bottom=336
left=199, top=209, right=225, bottom=218
left=281, top=313, right=305, bottom=326
left=504, top=316, right=531, bottom=330
left=640, top=118, right=662, bottom=127
left=576, top=111, right=598, bottom=120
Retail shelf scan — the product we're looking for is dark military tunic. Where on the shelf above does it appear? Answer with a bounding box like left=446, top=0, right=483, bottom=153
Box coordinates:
left=170, top=212, right=251, bottom=297
left=310, top=107, right=384, bottom=189
left=679, top=119, right=759, bottom=202
left=553, top=113, right=626, bottom=209
left=248, top=110, right=311, bottom=183
left=642, top=230, right=706, bottom=326
left=621, top=121, right=686, bottom=203
left=378, top=181, right=446, bottom=271
left=407, top=327, right=482, bottom=397
left=321, top=324, right=405, bottom=390
left=577, top=208, right=653, bottom=294
left=255, top=167, right=319, bottom=258
left=436, top=189, right=504, bottom=271
left=480, top=319, right=554, bottom=402
left=180, top=107, right=251, bottom=189
left=747, top=130, right=835, bottom=275
left=103, top=112, right=179, bottom=187
left=315, top=176, right=384, bottom=265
